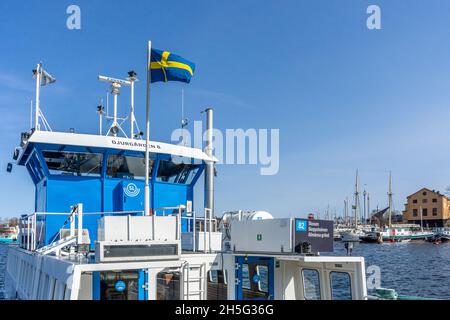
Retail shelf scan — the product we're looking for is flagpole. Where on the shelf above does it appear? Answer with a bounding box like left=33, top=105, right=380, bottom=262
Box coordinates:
left=35, top=63, right=41, bottom=131
left=144, top=41, right=152, bottom=216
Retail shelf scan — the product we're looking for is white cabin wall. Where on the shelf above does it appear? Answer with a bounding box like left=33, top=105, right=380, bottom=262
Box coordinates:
left=274, top=260, right=298, bottom=300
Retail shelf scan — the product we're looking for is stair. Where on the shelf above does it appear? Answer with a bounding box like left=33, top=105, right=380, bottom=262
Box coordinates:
left=35, top=236, right=77, bottom=255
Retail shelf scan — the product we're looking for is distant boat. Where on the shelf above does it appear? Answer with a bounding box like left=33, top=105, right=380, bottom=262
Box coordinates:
left=359, top=227, right=382, bottom=243
left=341, top=229, right=363, bottom=242
left=0, top=225, right=18, bottom=244
left=431, top=228, right=450, bottom=242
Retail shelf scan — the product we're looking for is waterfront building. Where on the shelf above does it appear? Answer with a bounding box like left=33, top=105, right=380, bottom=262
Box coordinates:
left=402, top=188, right=450, bottom=228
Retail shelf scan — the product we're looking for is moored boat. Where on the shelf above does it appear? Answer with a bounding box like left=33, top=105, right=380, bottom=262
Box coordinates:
left=4, top=55, right=369, bottom=301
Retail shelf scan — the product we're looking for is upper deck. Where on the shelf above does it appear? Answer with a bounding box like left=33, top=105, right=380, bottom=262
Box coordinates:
left=18, top=130, right=216, bottom=166
left=16, top=130, right=216, bottom=247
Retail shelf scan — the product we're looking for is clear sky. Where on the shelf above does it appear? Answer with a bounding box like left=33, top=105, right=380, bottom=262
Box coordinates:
left=1, top=0, right=450, bottom=218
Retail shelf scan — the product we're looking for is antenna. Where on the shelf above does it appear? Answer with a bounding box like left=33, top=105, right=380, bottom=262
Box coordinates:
left=181, top=89, right=189, bottom=146
left=126, top=71, right=139, bottom=139
left=97, top=100, right=104, bottom=135
left=98, top=75, right=132, bottom=137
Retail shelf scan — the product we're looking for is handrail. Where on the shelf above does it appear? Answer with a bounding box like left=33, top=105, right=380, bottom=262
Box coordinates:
left=19, top=205, right=218, bottom=253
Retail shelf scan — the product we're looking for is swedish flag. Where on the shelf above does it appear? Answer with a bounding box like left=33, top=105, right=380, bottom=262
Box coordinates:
left=149, top=49, right=195, bottom=83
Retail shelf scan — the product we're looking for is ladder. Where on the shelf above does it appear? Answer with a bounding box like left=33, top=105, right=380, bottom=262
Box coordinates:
left=182, top=262, right=207, bottom=300
left=35, top=236, right=77, bottom=255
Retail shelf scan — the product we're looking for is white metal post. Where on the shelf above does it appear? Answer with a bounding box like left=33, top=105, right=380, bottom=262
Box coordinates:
left=144, top=41, right=152, bottom=216
left=130, top=80, right=135, bottom=138
left=34, top=63, right=41, bottom=131
left=203, top=209, right=207, bottom=253
left=77, top=203, right=83, bottom=245
left=193, top=210, right=196, bottom=253
left=27, top=216, right=30, bottom=251
left=113, top=91, right=118, bottom=136
left=208, top=208, right=212, bottom=253
left=99, top=109, right=103, bottom=135
left=204, top=108, right=214, bottom=216
left=32, top=213, right=36, bottom=251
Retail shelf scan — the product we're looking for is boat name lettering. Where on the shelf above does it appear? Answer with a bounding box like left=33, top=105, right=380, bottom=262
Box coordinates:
left=111, top=140, right=162, bottom=149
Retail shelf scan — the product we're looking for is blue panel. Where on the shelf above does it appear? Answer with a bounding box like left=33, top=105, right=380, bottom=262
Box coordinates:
left=44, top=178, right=102, bottom=247
left=153, top=182, right=190, bottom=231
left=22, top=144, right=205, bottom=250
left=93, top=272, right=100, bottom=300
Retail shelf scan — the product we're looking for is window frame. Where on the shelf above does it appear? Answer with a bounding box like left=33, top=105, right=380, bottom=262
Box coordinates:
left=42, top=149, right=103, bottom=177
left=301, top=268, right=321, bottom=300
left=155, top=157, right=202, bottom=185
left=106, top=153, right=154, bottom=181
left=329, top=271, right=353, bottom=300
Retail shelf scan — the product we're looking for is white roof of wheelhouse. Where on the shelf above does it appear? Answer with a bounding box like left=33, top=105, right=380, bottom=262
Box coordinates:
left=24, top=130, right=217, bottom=162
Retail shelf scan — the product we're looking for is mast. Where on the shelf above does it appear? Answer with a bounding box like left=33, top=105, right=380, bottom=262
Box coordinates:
left=367, top=192, right=370, bottom=225
left=204, top=108, right=214, bottom=216
left=144, top=41, right=152, bottom=217
left=420, top=205, right=423, bottom=232
left=127, top=71, right=138, bottom=139
left=354, top=169, right=359, bottom=230
left=388, top=171, right=393, bottom=228
left=363, top=189, right=367, bottom=225
left=34, top=63, right=42, bottom=131
left=344, top=198, right=348, bottom=224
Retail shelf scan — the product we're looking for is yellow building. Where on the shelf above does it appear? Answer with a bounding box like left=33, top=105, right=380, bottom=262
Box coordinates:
left=403, top=188, right=450, bottom=227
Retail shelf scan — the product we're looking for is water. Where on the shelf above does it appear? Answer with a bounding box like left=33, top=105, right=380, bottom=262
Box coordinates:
left=0, top=244, right=7, bottom=300
left=1, top=242, right=449, bottom=299
left=328, top=241, right=450, bottom=299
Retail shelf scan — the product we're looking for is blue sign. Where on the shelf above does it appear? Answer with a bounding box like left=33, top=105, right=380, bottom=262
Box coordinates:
left=296, top=220, right=308, bottom=232
left=115, top=280, right=126, bottom=292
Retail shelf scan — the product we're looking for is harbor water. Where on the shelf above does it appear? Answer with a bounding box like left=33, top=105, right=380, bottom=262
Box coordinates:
left=0, top=244, right=7, bottom=300
left=330, top=241, right=450, bottom=299
left=1, top=242, right=449, bottom=300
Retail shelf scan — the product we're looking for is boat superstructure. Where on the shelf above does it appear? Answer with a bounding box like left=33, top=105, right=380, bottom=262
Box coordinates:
left=4, top=62, right=368, bottom=300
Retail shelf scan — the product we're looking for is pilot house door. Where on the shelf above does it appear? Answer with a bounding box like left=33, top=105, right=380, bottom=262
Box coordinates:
left=235, top=256, right=274, bottom=300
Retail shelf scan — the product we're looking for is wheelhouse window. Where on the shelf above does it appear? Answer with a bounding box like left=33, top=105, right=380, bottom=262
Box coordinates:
left=157, top=271, right=180, bottom=300
left=156, top=158, right=200, bottom=184
left=107, top=154, right=154, bottom=180
left=330, top=272, right=352, bottom=300
left=207, top=270, right=228, bottom=300
left=43, top=151, right=102, bottom=177
left=302, top=269, right=321, bottom=300
left=240, top=261, right=270, bottom=299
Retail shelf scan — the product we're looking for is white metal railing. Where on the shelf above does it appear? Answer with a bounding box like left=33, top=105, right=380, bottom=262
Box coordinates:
left=153, top=207, right=219, bottom=253
left=19, top=204, right=217, bottom=253
left=18, top=207, right=146, bottom=252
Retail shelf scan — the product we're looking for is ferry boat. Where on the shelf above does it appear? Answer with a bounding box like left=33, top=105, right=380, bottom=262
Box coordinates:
left=4, top=59, right=369, bottom=300
left=380, top=225, right=434, bottom=243
left=0, top=226, right=18, bottom=244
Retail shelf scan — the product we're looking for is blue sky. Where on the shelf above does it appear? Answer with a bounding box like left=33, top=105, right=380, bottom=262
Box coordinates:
left=2, top=0, right=450, bottom=218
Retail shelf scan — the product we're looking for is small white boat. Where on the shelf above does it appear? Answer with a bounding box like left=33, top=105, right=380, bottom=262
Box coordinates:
left=340, top=229, right=363, bottom=242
